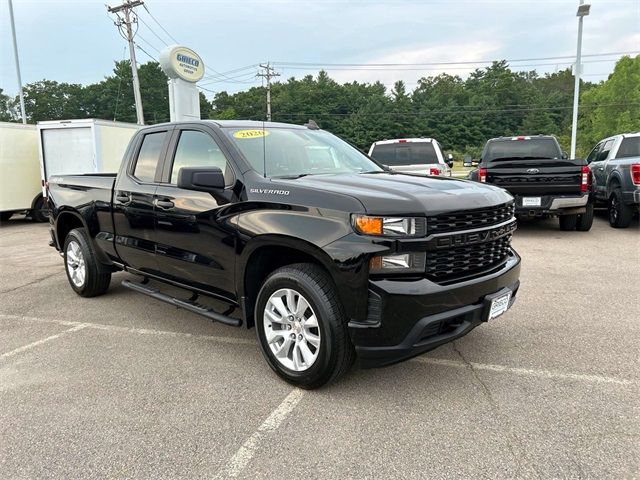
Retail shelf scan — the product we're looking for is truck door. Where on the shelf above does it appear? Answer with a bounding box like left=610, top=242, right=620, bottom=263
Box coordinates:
left=586, top=141, right=604, bottom=198
left=113, top=126, right=172, bottom=274
left=153, top=126, right=239, bottom=301
left=592, top=140, right=614, bottom=197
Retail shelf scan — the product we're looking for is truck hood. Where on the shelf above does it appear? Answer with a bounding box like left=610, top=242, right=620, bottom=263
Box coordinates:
left=278, top=172, right=513, bottom=215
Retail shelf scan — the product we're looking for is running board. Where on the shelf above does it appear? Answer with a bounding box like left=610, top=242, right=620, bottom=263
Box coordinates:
left=121, top=280, right=241, bottom=327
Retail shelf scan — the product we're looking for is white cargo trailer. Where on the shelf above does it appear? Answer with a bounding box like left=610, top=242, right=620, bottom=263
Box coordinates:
left=0, top=122, right=44, bottom=222
left=38, top=119, right=139, bottom=185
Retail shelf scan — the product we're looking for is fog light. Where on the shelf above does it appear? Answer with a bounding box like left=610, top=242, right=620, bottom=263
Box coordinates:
left=370, top=252, right=426, bottom=274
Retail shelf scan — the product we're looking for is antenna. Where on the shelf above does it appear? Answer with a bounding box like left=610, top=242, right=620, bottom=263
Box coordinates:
left=262, top=120, right=267, bottom=178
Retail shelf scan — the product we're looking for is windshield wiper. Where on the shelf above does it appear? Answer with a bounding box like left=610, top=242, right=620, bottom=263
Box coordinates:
left=272, top=173, right=315, bottom=179
left=359, top=170, right=389, bottom=174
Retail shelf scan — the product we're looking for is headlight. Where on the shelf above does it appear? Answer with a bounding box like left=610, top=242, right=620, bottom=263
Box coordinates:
left=352, top=215, right=426, bottom=237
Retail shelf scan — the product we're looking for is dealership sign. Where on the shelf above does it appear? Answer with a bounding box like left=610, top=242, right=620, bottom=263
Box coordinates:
left=159, top=45, right=205, bottom=83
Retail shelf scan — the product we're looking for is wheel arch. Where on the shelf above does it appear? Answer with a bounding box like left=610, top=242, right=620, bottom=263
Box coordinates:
left=55, top=209, right=113, bottom=266
left=606, top=172, right=623, bottom=196
left=30, top=192, right=44, bottom=210
left=238, top=235, right=340, bottom=329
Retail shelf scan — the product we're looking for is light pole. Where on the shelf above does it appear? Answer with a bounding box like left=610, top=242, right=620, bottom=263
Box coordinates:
left=7, top=0, right=27, bottom=124
left=570, top=1, right=591, bottom=159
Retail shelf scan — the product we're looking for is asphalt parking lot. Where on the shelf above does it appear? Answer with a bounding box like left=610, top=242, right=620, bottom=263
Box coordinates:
left=1, top=213, right=638, bottom=479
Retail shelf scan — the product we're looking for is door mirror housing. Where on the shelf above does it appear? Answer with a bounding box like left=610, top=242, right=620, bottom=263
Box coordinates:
left=562, top=151, right=569, bottom=159
left=446, top=159, right=454, bottom=168
left=177, top=167, right=225, bottom=192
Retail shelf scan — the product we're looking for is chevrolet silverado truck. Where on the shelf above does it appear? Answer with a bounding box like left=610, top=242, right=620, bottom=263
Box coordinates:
left=47, top=120, right=521, bottom=389
left=469, top=135, right=593, bottom=231
left=586, top=132, right=640, bottom=228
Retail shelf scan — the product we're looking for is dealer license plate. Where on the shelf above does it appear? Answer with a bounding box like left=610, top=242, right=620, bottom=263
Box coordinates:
left=522, top=197, right=542, bottom=207
left=488, top=291, right=512, bottom=320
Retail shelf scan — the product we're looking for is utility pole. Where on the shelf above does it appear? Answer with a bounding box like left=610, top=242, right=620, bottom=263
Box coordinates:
left=107, top=0, right=145, bottom=125
left=570, top=1, right=591, bottom=158
left=8, top=0, right=26, bottom=124
left=257, top=63, right=280, bottom=121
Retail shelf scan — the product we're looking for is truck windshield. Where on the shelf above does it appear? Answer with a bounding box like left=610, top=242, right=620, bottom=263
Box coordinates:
left=484, top=138, right=562, bottom=161
left=370, top=142, right=440, bottom=166
left=223, top=127, right=382, bottom=178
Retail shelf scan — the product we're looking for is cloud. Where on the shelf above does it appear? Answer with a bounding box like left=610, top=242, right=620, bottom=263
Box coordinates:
left=298, top=40, right=501, bottom=89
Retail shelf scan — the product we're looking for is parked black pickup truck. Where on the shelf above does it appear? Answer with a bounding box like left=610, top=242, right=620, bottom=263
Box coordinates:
left=47, top=120, right=521, bottom=388
left=469, top=135, right=593, bottom=231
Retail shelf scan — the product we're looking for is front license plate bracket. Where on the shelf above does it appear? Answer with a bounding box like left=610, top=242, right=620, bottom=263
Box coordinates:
left=483, top=288, right=513, bottom=321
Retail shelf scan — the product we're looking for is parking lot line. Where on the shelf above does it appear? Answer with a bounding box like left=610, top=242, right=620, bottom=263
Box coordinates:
left=0, top=324, right=87, bottom=359
left=212, top=388, right=306, bottom=479
left=1, top=313, right=636, bottom=387
left=413, top=356, right=635, bottom=386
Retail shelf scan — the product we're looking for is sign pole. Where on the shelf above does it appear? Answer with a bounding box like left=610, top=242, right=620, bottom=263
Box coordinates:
left=8, top=0, right=27, bottom=124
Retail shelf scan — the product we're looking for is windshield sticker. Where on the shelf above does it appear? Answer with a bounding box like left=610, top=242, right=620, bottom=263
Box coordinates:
left=233, top=129, right=270, bottom=139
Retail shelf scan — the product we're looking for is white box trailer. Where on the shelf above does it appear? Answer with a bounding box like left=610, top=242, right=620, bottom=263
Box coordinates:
left=38, top=119, right=140, bottom=185
left=0, top=122, right=44, bottom=222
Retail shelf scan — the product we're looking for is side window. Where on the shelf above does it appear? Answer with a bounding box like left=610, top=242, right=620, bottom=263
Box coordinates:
left=598, top=140, right=615, bottom=161
left=170, top=130, right=232, bottom=185
left=133, top=131, right=166, bottom=182
left=616, top=137, right=640, bottom=159
left=586, top=143, right=602, bottom=163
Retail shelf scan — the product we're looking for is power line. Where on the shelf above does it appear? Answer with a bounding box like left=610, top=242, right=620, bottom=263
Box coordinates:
left=137, top=14, right=169, bottom=47
left=272, top=50, right=638, bottom=68
left=265, top=102, right=637, bottom=117
left=142, top=4, right=179, bottom=44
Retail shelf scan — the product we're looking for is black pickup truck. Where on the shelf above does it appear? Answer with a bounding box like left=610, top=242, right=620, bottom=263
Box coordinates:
left=469, top=135, right=593, bottom=231
left=47, top=120, right=521, bottom=388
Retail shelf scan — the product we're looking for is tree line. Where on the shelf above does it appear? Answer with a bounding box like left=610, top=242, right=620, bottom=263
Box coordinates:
left=1, top=55, right=637, bottom=157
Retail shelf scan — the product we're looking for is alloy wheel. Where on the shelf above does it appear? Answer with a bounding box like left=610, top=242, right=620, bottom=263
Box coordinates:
left=66, top=240, right=86, bottom=287
left=263, top=288, right=321, bottom=371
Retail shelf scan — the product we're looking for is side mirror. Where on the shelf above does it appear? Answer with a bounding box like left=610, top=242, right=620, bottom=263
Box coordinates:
left=562, top=151, right=569, bottom=159
left=446, top=154, right=454, bottom=168
left=177, top=166, right=225, bottom=192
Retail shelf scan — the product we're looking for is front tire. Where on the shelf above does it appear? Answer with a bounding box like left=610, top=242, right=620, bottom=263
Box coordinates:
left=608, top=189, right=633, bottom=228
left=576, top=203, right=594, bottom=231
left=63, top=228, right=111, bottom=297
left=255, top=263, right=354, bottom=389
left=559, top=214, right=577, bottom=231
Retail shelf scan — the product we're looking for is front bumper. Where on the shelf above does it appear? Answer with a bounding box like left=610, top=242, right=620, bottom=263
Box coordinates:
left=513, top=193, right=589, bottom=215
left=350, top=250, right=521, bottom=368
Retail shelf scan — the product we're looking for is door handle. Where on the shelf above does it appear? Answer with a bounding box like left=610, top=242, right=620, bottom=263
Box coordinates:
left=597, top=167, right=604, bottom=171
left=115, top=192, right=131, bottom=203
left=155, top=199, right=175, bottom=210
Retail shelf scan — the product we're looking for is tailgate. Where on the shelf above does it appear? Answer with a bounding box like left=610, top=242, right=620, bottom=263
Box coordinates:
left=487, top=159, right=583, bottom=196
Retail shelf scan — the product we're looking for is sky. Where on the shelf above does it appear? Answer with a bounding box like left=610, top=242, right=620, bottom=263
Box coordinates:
left=1, top=0, right=639, bottom=100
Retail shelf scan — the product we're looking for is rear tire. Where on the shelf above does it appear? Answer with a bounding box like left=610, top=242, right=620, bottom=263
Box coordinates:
left=559, top=214, right=577, bottom=231
left=31, top=195, right=49, bottom=223
left=576, top=203, right=594, bottom=231
left=255, top=263, right=354, bottom=389
left=63, top=228, right=111, bottom=297
left=608, top=189, right=633, bottom=228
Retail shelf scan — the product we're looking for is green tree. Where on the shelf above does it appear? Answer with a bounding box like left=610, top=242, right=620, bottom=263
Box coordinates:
left=578, top=55, right=640, bottom=154
left=0, top=88, right=15, bottom=122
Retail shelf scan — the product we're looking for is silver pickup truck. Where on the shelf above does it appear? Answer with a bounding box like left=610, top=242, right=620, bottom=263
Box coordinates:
left=586, top=133, right=640, bottom=228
